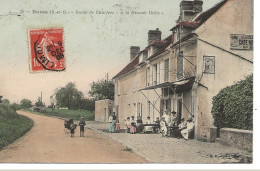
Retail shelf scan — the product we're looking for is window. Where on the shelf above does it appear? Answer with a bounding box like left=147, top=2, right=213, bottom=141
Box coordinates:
left=147, top=67, right=150, bottom=86
left=153, top=64, right=159, bottom=85
left=164, top=59, right=169, bottom=82
left=177, top=51, right=183, bottom=80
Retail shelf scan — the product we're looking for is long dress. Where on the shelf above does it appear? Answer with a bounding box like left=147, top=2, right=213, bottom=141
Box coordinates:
left=109, top=120, right=116, bottom=133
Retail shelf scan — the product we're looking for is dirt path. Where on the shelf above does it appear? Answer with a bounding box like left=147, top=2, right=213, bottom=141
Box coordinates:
left=0, top=111, right=147, bottom=163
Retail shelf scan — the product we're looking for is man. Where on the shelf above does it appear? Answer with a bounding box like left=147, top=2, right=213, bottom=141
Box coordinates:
left=79, top=117, right=86, bottom=137
left=180, top=117, right=195, bottom=140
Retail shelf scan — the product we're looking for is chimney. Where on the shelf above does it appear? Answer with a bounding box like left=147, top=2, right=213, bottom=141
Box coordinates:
left=193, top=0, right=203, bottom=13
left=179, top=0, right=203, bottom=21
left=130, top=46, right=140, bottom=61
left=148, top=28, right=162, bottom=45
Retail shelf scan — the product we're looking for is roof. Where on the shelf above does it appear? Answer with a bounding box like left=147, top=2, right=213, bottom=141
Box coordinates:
left=170, top=21, right=200, bottom=31
left=146, top=35, right=172, bottom=60
left=170, top=0, right=228, bottom=31
left=113, top=55, right=139, bottom=79
left=113, top=35, right=172, bottom=79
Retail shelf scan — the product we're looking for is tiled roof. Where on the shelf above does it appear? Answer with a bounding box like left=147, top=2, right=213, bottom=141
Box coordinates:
left=147, top=35, right=172, bottom=60
left=170, top=21, right=200, bottom=31
left=194, top=0, right=228, bottom=27
left=170, top=0, right=228, bottom=31
left=113, top=55, right=139, bottom=79
left=113, top=35, right=172, bottom=79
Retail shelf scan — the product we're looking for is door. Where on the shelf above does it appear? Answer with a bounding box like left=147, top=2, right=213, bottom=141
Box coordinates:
left=104, top=108, right=106, bottom=122
left=177, top=99, right=182, bottom=124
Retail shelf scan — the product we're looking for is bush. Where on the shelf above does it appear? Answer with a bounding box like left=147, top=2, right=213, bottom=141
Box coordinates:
left=212, top=74, right=253, bottom=132
left=0, top=104, right=34, bottom=148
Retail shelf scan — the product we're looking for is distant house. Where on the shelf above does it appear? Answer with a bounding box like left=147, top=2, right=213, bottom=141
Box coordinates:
left=113, top=0, right=253, bottom=142
left=95, top=99, right=114, bottom=122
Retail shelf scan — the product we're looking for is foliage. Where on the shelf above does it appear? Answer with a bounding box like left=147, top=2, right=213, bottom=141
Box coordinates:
left=55, top=82, right=83, bottom=109
left=212, top=74, right=253, bottom=131
left=20, top=99, right=32, bottom=109
left=80, top=98, right=95, bottom=112
left=30, top=108, right=94, bottom=121
left=10, top=103, right=21, bottom=110
left=35, top=97, right=44, bottom=107
left=0, top=104, right=34, bottom=148
left=2, top=99, right=10, bottom=104
left=89, top=79, right=114, bottom=100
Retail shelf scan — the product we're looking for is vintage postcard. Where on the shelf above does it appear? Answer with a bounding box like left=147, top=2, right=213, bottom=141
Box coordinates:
left=0, top=0, right=257, bottom=169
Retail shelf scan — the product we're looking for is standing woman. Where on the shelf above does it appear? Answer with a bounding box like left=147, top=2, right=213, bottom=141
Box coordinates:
left=109, top=115, right=116, bottom=133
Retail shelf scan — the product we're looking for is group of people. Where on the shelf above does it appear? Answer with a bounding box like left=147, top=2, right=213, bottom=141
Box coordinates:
left=109, top=114, right=120, bottom=133
left=123, top=114, right=195, bottom=140
left=64, top=117, right=86, bottom=138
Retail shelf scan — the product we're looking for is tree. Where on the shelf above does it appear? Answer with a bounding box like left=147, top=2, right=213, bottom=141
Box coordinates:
left=80, top=98, right=95, bottom=112
left=89, top=79, right=114, bottom=100
left=35, top=97, right=44, bottom=107
left=20, top=99, right=32, bottom=109
left=55, top=82, right=83, bottom=109
left=2, top=99, right=10, bottom=104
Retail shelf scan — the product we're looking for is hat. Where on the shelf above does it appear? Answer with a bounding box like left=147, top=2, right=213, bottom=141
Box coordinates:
left=147, top=116, right=150, bottom=118
left=81, top=117, right=83, bottom=119
left=131, top=116, right=134, bottom=118
left=127, top=117, right=130, bottom=119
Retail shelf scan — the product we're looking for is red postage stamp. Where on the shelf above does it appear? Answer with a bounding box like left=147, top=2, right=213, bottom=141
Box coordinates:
left=29, top=28, right=65, bottom=72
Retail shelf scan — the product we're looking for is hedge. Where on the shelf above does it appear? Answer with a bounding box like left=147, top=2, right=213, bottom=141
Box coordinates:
left=212, top=74, right=253, bottom=131
left=0, top=104, right=34, bottom=148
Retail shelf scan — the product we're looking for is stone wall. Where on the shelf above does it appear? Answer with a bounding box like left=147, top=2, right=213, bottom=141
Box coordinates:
left=219, top=128, right=253, bottom=152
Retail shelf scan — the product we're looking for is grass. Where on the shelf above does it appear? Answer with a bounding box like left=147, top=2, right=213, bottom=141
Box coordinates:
left=0, top=104, right=34, bottom=149
left=29, top=107, right=95, bottom=121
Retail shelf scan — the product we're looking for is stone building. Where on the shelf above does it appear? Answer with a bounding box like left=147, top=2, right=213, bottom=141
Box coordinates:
left=113, top=0, right=253, bottom=141
left=95, top=99, right=114, bottom=122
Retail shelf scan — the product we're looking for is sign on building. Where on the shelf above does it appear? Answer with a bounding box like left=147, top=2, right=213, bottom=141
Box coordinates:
left=230, top=34, right=253, bottom=50
left=203, top=56, right=215, bottom=74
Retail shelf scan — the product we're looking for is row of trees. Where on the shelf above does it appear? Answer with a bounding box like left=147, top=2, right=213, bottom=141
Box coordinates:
left=54, top=79, right=114, bottom=111
left=0, top=79, right=114, bottom=112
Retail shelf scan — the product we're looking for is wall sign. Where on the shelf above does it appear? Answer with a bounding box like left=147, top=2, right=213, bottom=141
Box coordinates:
left=230, top=34, right=253, bottom=50
left=203, top=56, right=215, bottom=74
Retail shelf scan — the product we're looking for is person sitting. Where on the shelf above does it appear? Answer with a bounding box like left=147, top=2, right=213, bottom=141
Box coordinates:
left=178, top=117, right=187, bottom=138
left=180, top=117, right=195, bottom=140
left=115, top=120, right=120, bottom=133
left=125, top=117, right=131, bottom=133
left=154, top=117, right=160, bottom=133
left=143, top=116, right=153, bottom=133
left=129, top=116, right=137, bottom=134
left=160, top=117, right=168, bottom=137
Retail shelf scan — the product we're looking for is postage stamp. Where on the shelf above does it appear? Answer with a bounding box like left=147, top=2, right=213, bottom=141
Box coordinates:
left=28, top=28, right=65, bottom=72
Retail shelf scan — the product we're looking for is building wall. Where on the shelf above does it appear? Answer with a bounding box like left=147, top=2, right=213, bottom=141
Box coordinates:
left=95, top=99, right=114, bottom=122
left=194, top=0, right=253, bottom=141
left=114, top=51, right=174, bottom=128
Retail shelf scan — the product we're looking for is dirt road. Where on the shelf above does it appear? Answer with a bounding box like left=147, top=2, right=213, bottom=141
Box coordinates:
left=0, top=111, right=147, bottom=163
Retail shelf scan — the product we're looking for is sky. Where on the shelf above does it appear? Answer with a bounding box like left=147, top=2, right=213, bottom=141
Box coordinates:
left=0, top=0, right=225, bottom=105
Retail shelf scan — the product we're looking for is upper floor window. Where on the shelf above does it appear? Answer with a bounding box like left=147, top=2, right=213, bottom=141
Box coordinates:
left=153, top=64, right=159, bottom=85
left=147, top=67, right=151, bottom=87
left=164, top=58, right=169, bottom=82
left=177, top=51, right=183, bottom=80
